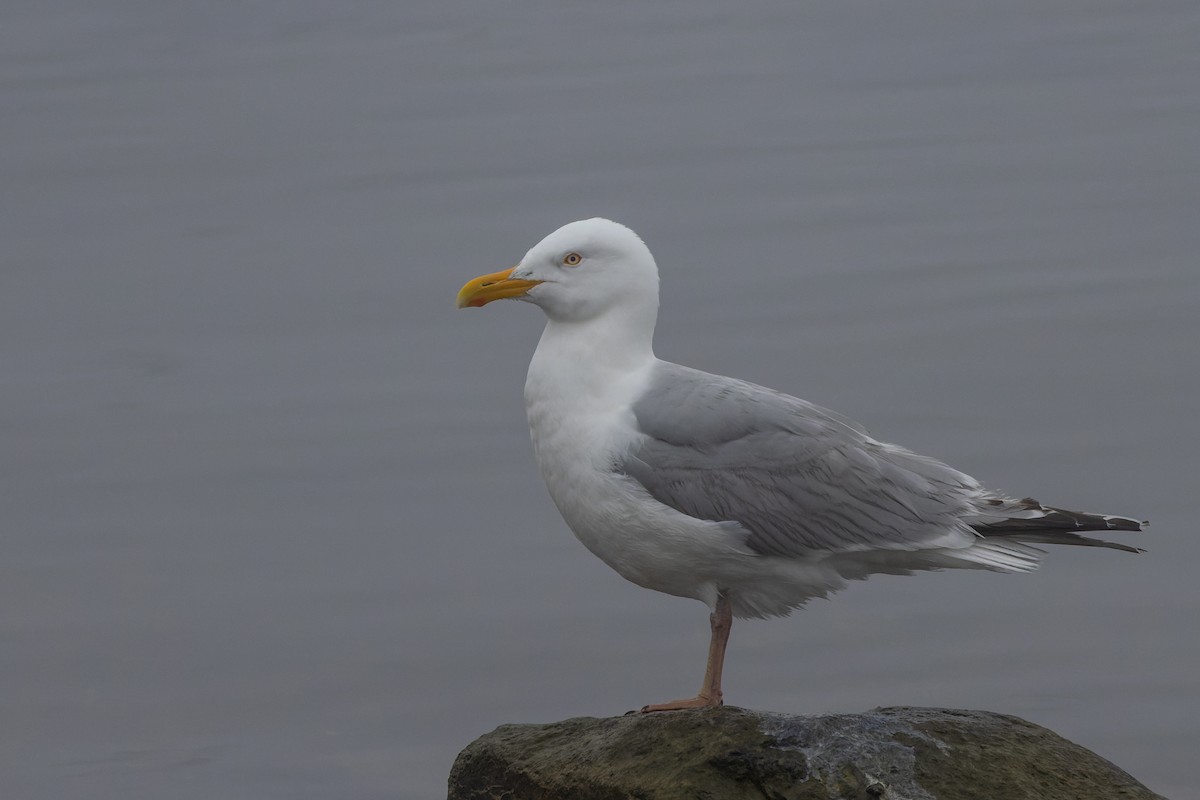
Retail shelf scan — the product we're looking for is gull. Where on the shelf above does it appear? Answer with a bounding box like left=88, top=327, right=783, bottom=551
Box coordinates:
left=456, top=218, right=1144, bottom=712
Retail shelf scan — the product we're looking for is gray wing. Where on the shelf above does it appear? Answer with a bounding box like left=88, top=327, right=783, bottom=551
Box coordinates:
left=619, top=362, right=982, bottom=557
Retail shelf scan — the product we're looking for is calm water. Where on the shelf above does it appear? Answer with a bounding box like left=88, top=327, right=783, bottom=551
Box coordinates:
left=3, top=2, right=1197, bottom=798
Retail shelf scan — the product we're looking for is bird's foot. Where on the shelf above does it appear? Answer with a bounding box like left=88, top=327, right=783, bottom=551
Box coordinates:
left=629, top=693, right=722, bottom=715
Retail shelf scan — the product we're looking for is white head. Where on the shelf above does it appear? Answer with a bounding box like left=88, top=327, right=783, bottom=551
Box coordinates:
left=457, top=218, right=660, bottom=328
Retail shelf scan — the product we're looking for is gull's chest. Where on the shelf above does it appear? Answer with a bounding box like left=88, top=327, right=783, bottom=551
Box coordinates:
left=521, top=356, right=742, bottom=602
left=524, top=377, right=635, bottom=487
left=522, top=354, right=651, bottom=528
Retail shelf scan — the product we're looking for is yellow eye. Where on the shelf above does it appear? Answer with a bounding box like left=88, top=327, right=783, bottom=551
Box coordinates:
left=562, top=252, right=583, bottom=267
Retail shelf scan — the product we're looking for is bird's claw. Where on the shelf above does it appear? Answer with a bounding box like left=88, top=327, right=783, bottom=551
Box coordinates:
left=627, top=694, right=722, bottom=714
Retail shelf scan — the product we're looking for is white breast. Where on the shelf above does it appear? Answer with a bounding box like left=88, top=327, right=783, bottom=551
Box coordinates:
left=523, top=331, right=749, bottom=604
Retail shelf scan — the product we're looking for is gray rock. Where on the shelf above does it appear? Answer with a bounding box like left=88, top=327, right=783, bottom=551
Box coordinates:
left=447, top=706, right=1163, bottom=800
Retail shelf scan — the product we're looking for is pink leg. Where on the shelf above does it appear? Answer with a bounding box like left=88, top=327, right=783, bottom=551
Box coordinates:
left=638, top=593, right=732, bottom=713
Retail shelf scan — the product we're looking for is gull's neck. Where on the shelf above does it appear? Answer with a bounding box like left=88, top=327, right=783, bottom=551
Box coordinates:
left=525, top=306, right=658, bottom=419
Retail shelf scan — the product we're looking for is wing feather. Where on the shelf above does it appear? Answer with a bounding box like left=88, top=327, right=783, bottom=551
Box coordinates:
left=619, top=362, right=981, bottom=557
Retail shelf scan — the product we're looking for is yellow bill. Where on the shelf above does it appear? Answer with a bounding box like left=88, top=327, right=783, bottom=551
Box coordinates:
left=456, top=267, right=543, bottom=309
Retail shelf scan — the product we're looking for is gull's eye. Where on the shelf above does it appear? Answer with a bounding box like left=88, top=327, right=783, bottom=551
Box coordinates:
left=562, top=252, right=583, bottom=267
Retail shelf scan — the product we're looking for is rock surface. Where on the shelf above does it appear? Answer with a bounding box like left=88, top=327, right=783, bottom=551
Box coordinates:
left=447, top=706, right=1163, bottom=800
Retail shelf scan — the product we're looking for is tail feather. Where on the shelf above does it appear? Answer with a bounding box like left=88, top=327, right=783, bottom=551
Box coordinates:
left=969, top=496, right=1146, bottom=554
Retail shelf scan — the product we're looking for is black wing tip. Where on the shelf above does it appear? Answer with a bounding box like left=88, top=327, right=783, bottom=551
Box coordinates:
left=976, top=529, right=1147, bottom=553
left=1103, top=515, right=1146, bottom=532
left=1070, top=537, right=1146, bottom=554
left=974, top=511, right=1147, bottom=536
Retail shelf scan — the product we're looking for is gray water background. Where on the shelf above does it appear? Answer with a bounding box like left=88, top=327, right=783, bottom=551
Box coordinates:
left=3, top=2, right=1198, bottom=798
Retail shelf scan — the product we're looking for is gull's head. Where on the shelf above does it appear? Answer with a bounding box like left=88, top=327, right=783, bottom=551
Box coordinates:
left=456, top=218, right=660, bottom=324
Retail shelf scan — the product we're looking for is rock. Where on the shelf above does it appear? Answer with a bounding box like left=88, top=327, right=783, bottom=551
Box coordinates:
left=447, top=706, right=1163, bottom=800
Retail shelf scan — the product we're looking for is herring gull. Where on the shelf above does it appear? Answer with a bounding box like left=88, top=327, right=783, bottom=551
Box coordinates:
left=456, top=218, right=1144, bottom=713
